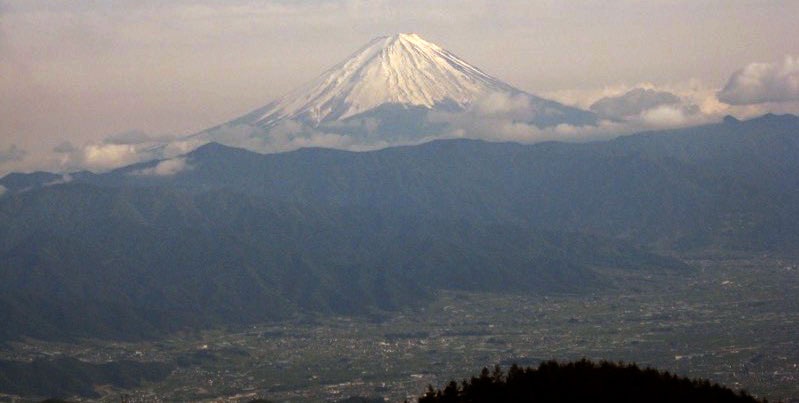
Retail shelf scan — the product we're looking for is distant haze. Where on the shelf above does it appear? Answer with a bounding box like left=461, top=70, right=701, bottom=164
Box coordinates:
left=1, top=0, right=798, bottom=174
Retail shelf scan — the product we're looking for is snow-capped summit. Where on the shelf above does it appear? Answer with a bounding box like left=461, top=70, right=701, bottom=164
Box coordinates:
left=254, top=33, right=518, bottom=127
left=194, top=33, right=596, bottom=152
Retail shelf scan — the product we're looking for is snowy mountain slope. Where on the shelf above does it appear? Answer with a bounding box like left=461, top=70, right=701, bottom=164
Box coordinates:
left=194, top=33, right=597, bottom=151
left=253, top=33, right=518, bottom=126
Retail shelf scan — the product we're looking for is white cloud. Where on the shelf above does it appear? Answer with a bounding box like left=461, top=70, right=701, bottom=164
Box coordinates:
left=640, top=105, right=689, bottom=126
left=130, top=158, right=190, bottom=176
left=589, top=88, right=691, bottom=121
left=52, top=140, right=152, bottom=172
left=264, top=121, right=392, bottom=153
left=82, top=143, right=142, bottom=171
left=471, top=92, right=534, bottom=118
left=566, top=85, right=709, bottom=129
left=44, top=174, right=73, bottom=186
left=543, top=79, right=799, bottom=129
left=47, top=130, right=193, bottom=173
left=195, top=120, right=396, bottom=154
left=718, top=55, right=799, bottom=105
left=428, top=93, right=543, bottom=142
left=427, top=91, right=690, bottom=144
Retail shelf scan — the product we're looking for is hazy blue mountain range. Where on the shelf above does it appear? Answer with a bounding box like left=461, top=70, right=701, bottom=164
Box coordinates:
left=1, top=113, right=798, bottom=341
left=0, top=184, right=678, bottom=341
left=6, top=113, right=797, bottom=251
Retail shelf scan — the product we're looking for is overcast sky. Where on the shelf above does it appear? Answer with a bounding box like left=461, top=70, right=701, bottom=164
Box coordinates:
left=1, top=0, right=798, bottom=174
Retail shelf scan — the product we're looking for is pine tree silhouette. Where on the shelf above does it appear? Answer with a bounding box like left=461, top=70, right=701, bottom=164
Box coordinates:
left=418, top=359, right=765, bottom=403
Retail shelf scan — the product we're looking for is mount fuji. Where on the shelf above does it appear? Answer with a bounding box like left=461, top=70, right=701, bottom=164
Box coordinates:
left=194, top=33, right=597, bottom=151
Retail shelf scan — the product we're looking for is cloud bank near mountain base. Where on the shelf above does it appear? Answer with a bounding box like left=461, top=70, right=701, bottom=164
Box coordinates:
left=130, top=158, right=191, bottom=176
left=718, top=55, right=799, bottom=105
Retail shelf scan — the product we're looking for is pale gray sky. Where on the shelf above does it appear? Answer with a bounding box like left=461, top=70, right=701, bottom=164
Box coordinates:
left=1, top=0, right=798, bottom=173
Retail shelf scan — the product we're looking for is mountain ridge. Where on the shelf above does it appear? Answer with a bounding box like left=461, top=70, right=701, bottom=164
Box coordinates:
left=3, top=114, right=799, bottom=254
left=5, top=113, right=794, bottom=186
left=0, top=184, right=680, bottom=341
left=1, top=113, right=798, bottom=341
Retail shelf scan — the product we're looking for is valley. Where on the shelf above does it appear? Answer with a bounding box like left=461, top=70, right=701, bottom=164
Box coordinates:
left=3, top=255, right=798, bottom=402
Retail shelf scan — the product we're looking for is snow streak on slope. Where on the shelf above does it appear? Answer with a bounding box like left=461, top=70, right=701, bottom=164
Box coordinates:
left=255, top=33, right=518, bottom=126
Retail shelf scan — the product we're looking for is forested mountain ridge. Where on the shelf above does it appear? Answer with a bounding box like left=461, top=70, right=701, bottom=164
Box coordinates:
left=1, top=113, right=797, bottom=341
left=0, top=183, right=679, bottom=341
left=5, top=113, right=797, bottom=252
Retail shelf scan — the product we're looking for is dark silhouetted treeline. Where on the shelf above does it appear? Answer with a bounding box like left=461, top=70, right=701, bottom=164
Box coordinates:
left=418, top=359, right=765, bottom=403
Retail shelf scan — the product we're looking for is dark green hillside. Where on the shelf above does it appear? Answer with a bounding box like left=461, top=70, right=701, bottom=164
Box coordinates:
left=4, top=113, right=791, bottom=252
left=0, top=358, right=172, bottom=399
left=0, top=171, right=63, bottom=192
left=114, top=114, right=799, bottom=252
left=418, top=360, right=762, bottom=402
left=0, top=184, right=677, bottom=341
left=1, top=114, right=797, bottom=341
